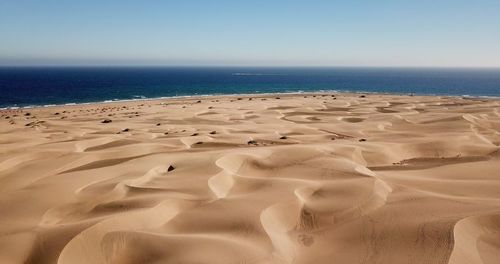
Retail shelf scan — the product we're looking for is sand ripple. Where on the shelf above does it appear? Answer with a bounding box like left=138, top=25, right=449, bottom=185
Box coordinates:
left=0, top=93, right=499, bottom=263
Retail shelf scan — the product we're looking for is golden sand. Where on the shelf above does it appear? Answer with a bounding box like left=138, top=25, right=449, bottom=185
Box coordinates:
left=1, top=93, right=499, bottom=264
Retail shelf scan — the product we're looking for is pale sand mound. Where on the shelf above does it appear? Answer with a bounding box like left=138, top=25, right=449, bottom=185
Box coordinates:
left=0, top=93, right=499, bottom=264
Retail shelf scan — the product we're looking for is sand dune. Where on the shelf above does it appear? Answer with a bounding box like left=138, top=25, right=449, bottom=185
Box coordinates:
left=1, top=93, right=499, bottom=264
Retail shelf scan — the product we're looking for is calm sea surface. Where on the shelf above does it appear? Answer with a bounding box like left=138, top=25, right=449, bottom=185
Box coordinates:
left=0, top=67, right=499, bottom=108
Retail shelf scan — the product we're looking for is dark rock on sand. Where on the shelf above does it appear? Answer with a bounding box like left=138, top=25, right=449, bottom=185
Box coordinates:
left=247, top=140, right=257, bottom=145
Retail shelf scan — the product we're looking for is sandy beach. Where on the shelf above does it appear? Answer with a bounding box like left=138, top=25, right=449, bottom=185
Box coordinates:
left=1, top=92, right=499, bottom=264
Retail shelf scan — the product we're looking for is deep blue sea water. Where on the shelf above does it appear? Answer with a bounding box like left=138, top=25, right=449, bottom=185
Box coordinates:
left=0, top=67, right=499, bottom=108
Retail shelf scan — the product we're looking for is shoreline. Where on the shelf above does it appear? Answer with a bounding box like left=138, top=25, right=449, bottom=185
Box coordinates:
left=2, top=89, right=499, bottom=111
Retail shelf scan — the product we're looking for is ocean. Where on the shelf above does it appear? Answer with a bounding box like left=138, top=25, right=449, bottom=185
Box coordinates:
left=0, top=67, right=499, bottom=108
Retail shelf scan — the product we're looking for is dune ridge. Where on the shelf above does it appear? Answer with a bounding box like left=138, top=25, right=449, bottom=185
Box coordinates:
left=0, top=93, right=499, bottom=264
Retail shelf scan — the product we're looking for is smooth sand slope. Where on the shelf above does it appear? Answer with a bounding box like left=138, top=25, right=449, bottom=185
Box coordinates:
left=0, top=93, right=499, bottom=264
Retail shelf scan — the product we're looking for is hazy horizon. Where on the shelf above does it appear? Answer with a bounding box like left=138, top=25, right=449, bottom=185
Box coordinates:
left=2, top=65, right=500, bottom=69
left=1, top=1, right=499, bottom=67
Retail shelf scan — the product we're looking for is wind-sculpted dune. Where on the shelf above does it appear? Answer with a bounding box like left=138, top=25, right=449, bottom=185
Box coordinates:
left=0, top=93, right=499, bottom=264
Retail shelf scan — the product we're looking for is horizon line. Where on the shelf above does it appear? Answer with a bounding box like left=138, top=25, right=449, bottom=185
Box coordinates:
left=1, top=65, right=500, bottom=69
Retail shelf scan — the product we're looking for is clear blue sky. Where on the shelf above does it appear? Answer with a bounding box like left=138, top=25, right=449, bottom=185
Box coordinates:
left=1, top=0, right=499, bottom=67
